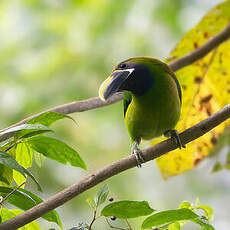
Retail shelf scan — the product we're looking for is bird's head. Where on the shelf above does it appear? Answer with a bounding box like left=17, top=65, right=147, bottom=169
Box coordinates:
left=99, top=57, right=157, bottom=101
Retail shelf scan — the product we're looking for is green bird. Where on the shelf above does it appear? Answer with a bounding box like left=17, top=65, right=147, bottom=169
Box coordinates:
left=99, top=57, right=184, bottom=167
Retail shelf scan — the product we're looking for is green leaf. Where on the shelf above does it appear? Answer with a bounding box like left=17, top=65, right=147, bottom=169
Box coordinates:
left=101, top=200, right=154, bottom=219
left=0, top=164, right=12, bottom=185
left=179, top=201, right=191, bottom=209
left=226, top=151, right=230, bottom=165
left=0, top=208, right=41, bottom=230
left=194, top=217, right=215, bottom=230
left=168, top=222, right=181, bottom=230
left=27, top=136, right=86, bottom=170
left=0, top=151, right=41, bottom=191
left=27, top=111, right=75, bottom=127
left=141, top=208, right=198, bottom=229
left=212, top=162, right=223, bottom=173
left=86, top=198, right=96, bottom=210
left=0, top=186, right=36, bottom=204
left=13, top=143, right=33, bottom=187
left=0, top=186, right=63, bottom=228
left=197, top=205, right=214, bottom=221
left=95, top=184, right=109, bottom=207
left=0, top=124, right=52, bottom=139
left=34, top=152, right=46, bottom=168
left=225, top=163, right=230, bottom=170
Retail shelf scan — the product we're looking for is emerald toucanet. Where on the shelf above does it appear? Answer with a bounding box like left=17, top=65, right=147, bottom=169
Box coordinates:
left=99, top=57, right=184, bottom=167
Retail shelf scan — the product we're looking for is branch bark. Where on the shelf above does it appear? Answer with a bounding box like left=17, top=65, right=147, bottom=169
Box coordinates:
left=1, top=104, right=230, bottom=230
left=0, top=23, right=229, bottom=143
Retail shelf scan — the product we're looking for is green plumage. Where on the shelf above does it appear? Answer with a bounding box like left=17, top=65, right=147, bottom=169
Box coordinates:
left=122, top=58, right=181, bottom=143
left=99, top=56, right=182, bottom=149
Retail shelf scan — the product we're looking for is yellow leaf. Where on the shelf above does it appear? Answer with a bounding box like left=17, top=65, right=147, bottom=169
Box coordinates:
left=0, top=209, right=41, bottom=230
left=155, top=0, right=230, bottom=179
left=13, top=143, right=33, bottom=186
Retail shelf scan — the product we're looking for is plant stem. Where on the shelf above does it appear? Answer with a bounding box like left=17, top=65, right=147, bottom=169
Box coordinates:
left=1, top=182, right=25, bottom=204
left=125, top=219, right=132, bottom=230
left=88, top=210, right=97, bottom=230
left=4, top=141, right=22, bottom=152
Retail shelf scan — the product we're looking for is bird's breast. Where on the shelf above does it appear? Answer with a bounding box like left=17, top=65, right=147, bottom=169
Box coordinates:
left=124, top=78, right=181, bottom=142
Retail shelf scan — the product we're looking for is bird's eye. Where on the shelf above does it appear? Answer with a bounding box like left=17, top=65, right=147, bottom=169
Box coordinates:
left=118, top=63, right=127, bottom=69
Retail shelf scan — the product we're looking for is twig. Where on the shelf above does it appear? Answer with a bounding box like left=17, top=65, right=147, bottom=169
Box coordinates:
left=1, top=103, right=230, bottom=229
left=88, top=210, right=97, bottom=230
left=1, top=182, right=25, bottom=204
left=0, top=22, right=229, bottom=143
left=4, top=141, right=22, bottom=153
left=125, top=219, right=132, bottom=230
left=169, top=23, right=230, bottom=71
left=105, top=218, right=128, bottom=230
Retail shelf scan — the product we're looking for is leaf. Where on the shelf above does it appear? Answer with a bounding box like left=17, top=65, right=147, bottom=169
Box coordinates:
left=0, top=151, right=41, bottom=191
left=141, top=208, right=198, bottom=229
left=13, top=143, right=34, bottom=187
left=209, top=127, right=230, bottom=157
left=226, top=151, right=230, bottom=164
left=155, top=0, right=230, bottom=178
left=168, top=222, right=181, bottom=230
left=34, top=152, right=46, bottom=168
left=197, top=205, right=214, bottom=221
left=86, top=198, right=96, bottom=210
left=0, top=164, right=12, bottom=185
left=0, top=186, right=36, bottom=205
left=27, top=136, right=86, bottom=170
left=194, top=217, right=215, bottom=230
left=27, top=111, right=75, bottom=127
left=95, top=184, right=109, bottom=207
left=179, top=201, right=191, bottom=209
left=0, top=208, right=41, bottom=230
left=101, top=200, right=154, bottom=219
left=0, top=186, right=63, bottom=228
left=0, top=124, right=52, bottom=139
left=212, top=161, right=223, bottom=173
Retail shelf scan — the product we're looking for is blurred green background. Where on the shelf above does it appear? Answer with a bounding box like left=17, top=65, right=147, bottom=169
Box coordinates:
left=0, top=0, right=229, bottom=229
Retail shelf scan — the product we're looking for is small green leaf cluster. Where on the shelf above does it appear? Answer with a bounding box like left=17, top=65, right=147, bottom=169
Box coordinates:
left=0, top=112, right=87, bottom=229
left=81, top=185, right=215, bottom=230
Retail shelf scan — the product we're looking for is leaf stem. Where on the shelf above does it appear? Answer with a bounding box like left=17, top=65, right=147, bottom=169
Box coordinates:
left=125, top=219, right=133, bottom=230
left=1, top=182, right=25, bottom=204
left=4, top=141, right=22, bottom=152
left=88, top=210, right=97, bottom=230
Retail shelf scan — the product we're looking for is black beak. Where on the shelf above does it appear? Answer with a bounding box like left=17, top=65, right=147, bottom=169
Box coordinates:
left=99, top=68, right=134, bottom=101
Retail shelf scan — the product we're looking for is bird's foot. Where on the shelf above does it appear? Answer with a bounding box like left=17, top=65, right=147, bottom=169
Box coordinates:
left=164, top=129, right=185, bottom=149
left=132, top=142, right=145, bottom=168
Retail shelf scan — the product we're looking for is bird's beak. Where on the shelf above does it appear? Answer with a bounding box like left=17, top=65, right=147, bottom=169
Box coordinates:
left=99, top=68, right=134, bottom=101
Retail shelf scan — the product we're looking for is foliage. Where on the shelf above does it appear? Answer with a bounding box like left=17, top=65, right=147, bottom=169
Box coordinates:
left=154, top=0, right=230, bottom=178
left=0, top=186, right=62, bottom=228
left=76, top=185, right=215, bottom=230
left=0, top=0, right=228, bottom=229
left=1, top=209, right=41, bottom=230
left=0, top=112, right=85, bottom=228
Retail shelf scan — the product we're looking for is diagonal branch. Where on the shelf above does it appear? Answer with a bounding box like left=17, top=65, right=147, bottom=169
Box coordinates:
left=1, top=103, right=230, bottom=230
left=0, top=23, right=229, bottom=143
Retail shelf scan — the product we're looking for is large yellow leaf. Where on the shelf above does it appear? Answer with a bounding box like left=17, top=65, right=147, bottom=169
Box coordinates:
left=155, top=0, right=230, bottom=179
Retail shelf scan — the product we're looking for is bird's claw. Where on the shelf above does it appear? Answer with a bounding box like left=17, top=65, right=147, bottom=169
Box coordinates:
left=164, top=129, right=185, bottom=149
left=132, top=142, right=145, bottom=168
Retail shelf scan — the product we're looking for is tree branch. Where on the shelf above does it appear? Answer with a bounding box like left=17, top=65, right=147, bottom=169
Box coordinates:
left=169, top=23, right=230, bottom=71
left=0, top=23, right=229, bottom=143
left=1, top=103, right=230, bottom=229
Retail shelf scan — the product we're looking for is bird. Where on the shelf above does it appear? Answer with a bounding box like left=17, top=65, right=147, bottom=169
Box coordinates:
left=99, top=57, right=184, bottom=167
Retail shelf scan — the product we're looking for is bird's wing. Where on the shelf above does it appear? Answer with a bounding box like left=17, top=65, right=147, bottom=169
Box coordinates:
left=171, top=73, right=182, bottom=104
left=123, top=92, right=132, bottom=117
